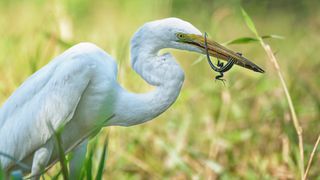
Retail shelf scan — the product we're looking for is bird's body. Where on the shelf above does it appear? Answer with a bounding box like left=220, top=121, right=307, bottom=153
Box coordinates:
left=0, top=40, right=184, bottom=172
left=0, top=18, right=263, bottom=176
left=0, top=43, right=118, bottom=171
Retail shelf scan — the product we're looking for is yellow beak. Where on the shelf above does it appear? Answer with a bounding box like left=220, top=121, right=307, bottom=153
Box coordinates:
left=183, top=34, right=264, bottom=73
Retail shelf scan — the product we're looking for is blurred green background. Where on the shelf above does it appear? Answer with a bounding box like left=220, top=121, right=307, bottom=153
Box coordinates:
left=0, top=0, right=319, bottom=179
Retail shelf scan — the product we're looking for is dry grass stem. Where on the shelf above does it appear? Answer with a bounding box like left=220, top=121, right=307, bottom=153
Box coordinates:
left=260, top=42, right=304, bottom=179
left=303, top=134, right=320, bottom=180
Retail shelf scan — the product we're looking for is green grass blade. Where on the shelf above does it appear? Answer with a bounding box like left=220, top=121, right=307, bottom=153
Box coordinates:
left=224, top=37, right=259, bottom=45
left=86, top=145, right=94, bottom=180
left=51, top=170, right=62, bottom=180
left=69, top=142, right=87, bottom=180
left=95, top=135, right=109, bottom=180
left=0, top=163, right=3, bottom=180
left=86, top=154, right=92, bottom=180
left=55, top=132, right=69, bottom=180
left=83, top=138, right=98, bottom=180
left=47, top=122, right=69, bottom=180
left=225, top=35, right=284, bottom=45
left=241, top=8, right=259, bottom=38
left=261, top=34, right=285, bottom=40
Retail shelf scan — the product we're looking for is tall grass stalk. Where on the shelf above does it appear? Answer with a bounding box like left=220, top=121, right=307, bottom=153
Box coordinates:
left=260, top=43, right=304, bottom=179
left=241, top=8, right=304, bottom=180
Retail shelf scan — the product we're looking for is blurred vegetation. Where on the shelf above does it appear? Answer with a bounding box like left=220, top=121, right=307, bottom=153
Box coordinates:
left=0, top=0, right=319, bottom=179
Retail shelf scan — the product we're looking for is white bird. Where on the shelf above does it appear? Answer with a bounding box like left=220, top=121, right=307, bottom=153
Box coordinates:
left=0, top=17, right=264, bottom=178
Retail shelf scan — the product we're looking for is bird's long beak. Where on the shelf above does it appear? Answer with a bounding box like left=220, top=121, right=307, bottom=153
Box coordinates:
left=183, top=34, right=264, bottom=73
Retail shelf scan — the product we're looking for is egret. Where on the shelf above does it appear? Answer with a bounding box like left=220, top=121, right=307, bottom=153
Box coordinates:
left=0, top=17, right=264, bottom=177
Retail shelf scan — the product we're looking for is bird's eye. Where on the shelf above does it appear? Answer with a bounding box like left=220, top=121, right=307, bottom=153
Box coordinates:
left=176, top=33, right=185, bottom=39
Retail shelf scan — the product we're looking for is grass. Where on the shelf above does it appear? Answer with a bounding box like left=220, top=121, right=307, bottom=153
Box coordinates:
left=240, top=8, right=318, bottom=180
left=0, top=0, right=319, bottom=179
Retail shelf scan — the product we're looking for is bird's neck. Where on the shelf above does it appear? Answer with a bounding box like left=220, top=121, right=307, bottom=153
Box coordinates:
left=107, top=45, right=184, bottom=126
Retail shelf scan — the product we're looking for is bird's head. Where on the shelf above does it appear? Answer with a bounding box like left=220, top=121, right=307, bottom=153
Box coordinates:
left=132, top=17, right=264, bottom=73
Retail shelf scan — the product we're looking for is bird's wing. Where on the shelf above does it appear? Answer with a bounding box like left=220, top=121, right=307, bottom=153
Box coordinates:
left=0, top=43, right=110, bottom=168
